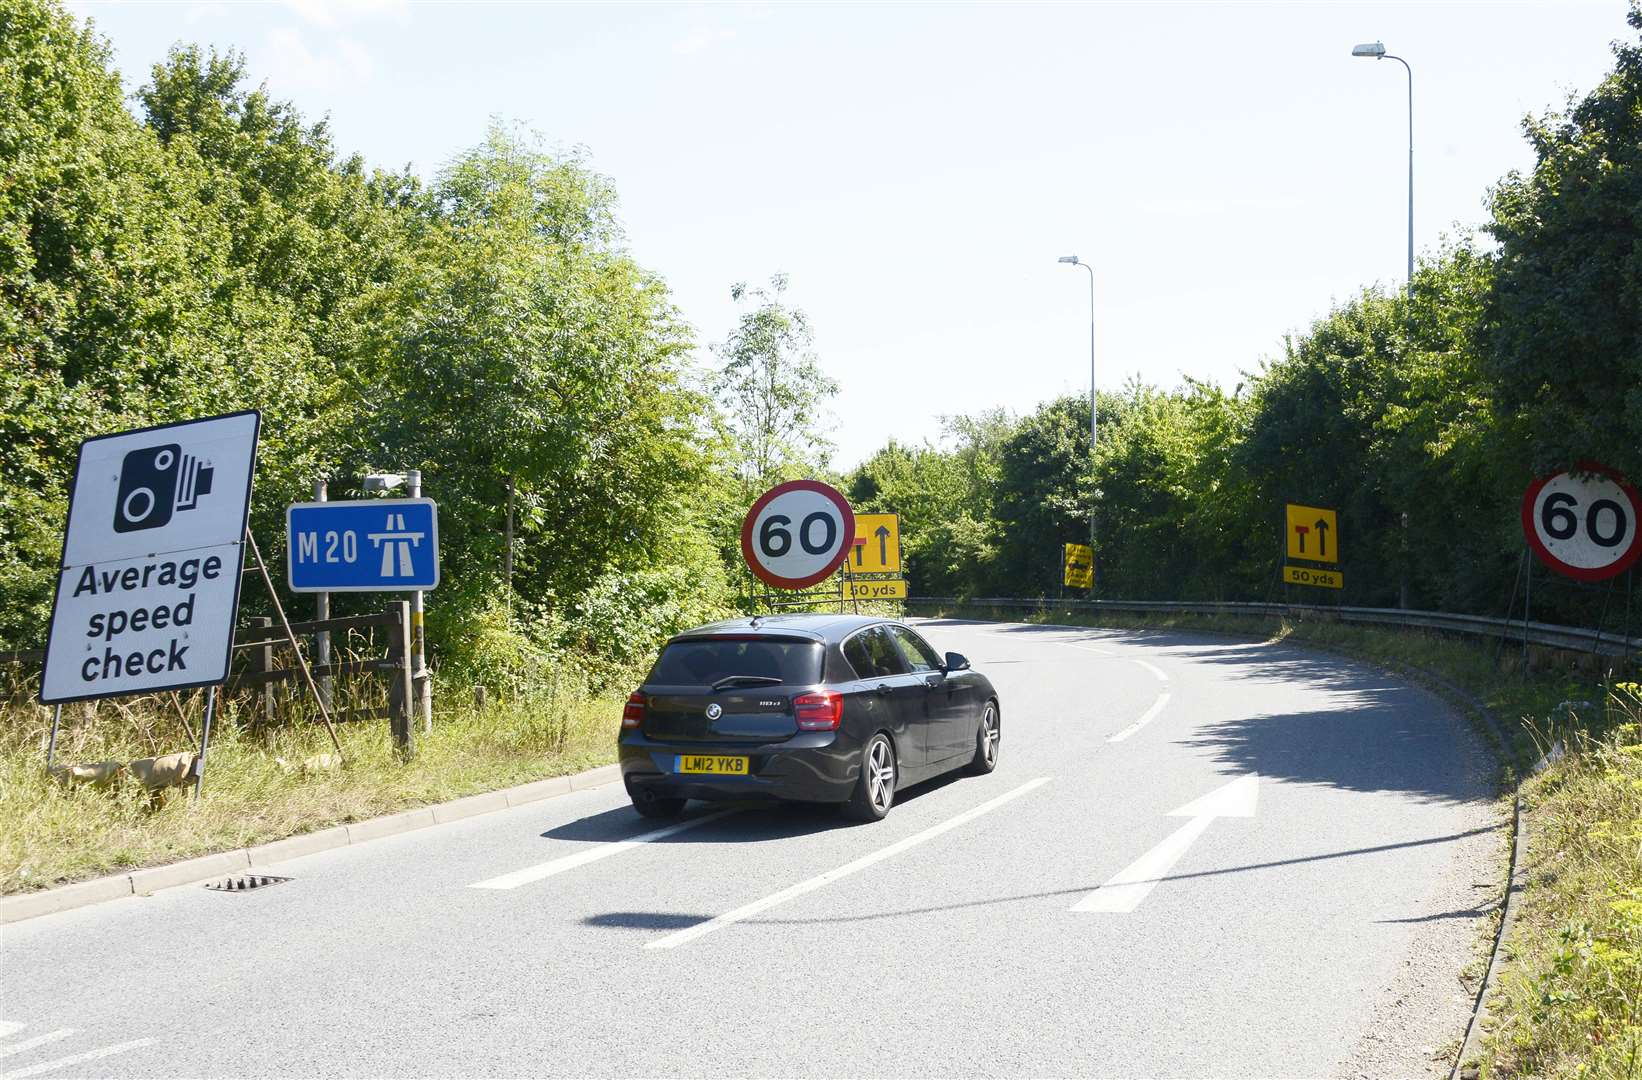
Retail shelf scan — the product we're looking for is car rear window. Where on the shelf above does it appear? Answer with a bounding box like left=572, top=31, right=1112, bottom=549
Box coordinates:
left=647, top=637, right=824, bottom=687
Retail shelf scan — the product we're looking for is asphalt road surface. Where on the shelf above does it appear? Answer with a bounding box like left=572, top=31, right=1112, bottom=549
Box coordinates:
left=0, top=620, right=1500, bottom=1078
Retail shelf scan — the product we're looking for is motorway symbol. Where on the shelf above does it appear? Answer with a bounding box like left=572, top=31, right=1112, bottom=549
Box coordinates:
left=851, top=513, right=901, bottom=574
left=1285, top=504, right=1338, bottom=564
left=740, top=480, right=856, bottom=590
left=842, top=578, right=907, bottom=601
left=1283, top=565, right=1343, bottom=590
left=1072, top=773, right=1259, bottom=913
left=40, top=411, right=261, bottom=704
left=1521, top=462, right=1642, bottom=582
left=1063, top=543, right=1094, bottom=589
left=287, top=498, right=440, bottom=592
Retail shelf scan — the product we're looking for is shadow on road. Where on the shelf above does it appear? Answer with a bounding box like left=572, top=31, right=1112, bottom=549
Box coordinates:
left=541, top=772, right=969, bottom=846
left=611, top=821, right=1502, bottom=930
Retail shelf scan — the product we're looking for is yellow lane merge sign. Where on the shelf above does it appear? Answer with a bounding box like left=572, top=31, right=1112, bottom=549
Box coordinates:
left=1284, top=565, right=1343, bottom=589
left=851, top=513, right=901, bottom=574
left=1064, top=543, right=1094, bottom=589
left=1285, top=503, right=1339, bottom=564
left=842, top=578, right=907, bottom=600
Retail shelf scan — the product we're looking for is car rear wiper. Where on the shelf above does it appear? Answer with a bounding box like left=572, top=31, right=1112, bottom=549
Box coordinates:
left=710, top=675, right=784, bottom=690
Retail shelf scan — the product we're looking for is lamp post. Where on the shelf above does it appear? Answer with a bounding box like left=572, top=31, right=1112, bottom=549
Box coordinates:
left=1058, top=254, right=1096, bottom=583
left=1352, top=41, right=1413, bottom=301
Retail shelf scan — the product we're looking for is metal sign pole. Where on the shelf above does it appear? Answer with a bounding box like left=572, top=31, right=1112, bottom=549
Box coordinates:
left=313, top=479, right=333, bottom=713
left=408, top=469, right=430, bottom=733
left=45, top=704, right=62, bottom=772
left=193, top=686, right=218, bottom=799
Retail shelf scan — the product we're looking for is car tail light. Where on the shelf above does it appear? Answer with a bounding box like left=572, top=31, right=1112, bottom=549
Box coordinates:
left=793, top=690, right=842, bottom=732
left=621, top=692, right=646, bottom=729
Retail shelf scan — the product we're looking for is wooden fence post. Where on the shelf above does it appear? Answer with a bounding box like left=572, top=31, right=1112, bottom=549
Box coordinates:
left=252, top=616, right=275, bottom=724
left=386, top=602, right=415, bottom=758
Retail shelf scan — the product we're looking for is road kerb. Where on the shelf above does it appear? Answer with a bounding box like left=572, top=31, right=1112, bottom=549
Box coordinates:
left=248, top=826, right=351, bottom=867
left=130, top=850, right=250, bottom=896
left=504, top=776, right=572, bottom=806
left=0, top=873, right=134, bottom=923
left=432, top=791, right=510, bottom=824
left=345, top=808, right=436, bottom=843
left=1, top=760, right=619, bottom=925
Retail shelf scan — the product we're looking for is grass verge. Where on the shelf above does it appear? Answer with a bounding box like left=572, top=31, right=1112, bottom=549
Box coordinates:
left=0, top=684, right=618, bottom=895
left=912, top=600, right=1639, bottom=1080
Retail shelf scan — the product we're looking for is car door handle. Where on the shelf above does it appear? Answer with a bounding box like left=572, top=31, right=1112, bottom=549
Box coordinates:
left=923, top=677, right=940, bottom=689
left=875, top=683, right=893, bottom=696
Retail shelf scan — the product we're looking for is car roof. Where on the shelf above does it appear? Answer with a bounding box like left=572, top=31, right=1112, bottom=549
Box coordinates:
left=669, top=613, right=893, bottom=645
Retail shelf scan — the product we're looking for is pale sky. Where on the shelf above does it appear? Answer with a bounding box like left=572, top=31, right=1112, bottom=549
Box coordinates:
left=68, top=0, right=1625, bottom=467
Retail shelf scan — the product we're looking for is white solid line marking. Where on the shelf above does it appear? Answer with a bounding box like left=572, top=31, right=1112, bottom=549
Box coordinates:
left=1107, top=692, right=1172, bottom=743
left=0, top=1033, right=72, bottom=1060
left=0, top=1029, right=22, bottom=1044
left=469, top=810, right=737, bottom=890
left=647, top=777, right=1052, bottom=950
left=1130, top=658, right=1169, bottom=682
left=0, top=1038, right=157, bottom=1080
left=1072, top=816, right=1216, bottom=913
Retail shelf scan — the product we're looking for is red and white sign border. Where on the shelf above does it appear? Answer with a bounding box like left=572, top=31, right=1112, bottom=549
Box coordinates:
left=739, top=479, right=857, bottom=590
left=1520, top=460, right=1642, bottom=582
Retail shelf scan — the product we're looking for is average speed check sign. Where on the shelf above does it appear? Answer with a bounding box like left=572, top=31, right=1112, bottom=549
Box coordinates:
left=1522, top=462, right=1642, bottom=582
left=741, top=480, right=856, bottom=590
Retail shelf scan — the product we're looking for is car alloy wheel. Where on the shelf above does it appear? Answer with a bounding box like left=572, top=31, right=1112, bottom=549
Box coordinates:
left=867, top=735, right=895, bottom=813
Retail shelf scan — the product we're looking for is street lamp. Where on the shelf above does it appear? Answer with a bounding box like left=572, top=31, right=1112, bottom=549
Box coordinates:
left=1058, top=254, right=1096, bottom=582
left=1352, top=40, right=1413, bottom=301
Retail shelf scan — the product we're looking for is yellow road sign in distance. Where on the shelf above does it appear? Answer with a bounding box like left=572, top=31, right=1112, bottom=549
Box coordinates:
left=1284, top=565, right=1343, bottom=589
left=850, top=513, right=901, bottom=574
left=1285, top=504, right=1339, bottom=564
left=842, top=578, right=907, bottom=600
left=1064, top=543, right=1094, bottom=589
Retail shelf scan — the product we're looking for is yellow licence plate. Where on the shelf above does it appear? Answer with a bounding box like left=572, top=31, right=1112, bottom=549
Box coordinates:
left=678, top=754, right=749, bottom=775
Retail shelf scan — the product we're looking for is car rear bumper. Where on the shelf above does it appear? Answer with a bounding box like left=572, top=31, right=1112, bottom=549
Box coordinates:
left=619, top=731, right=859, bottom=804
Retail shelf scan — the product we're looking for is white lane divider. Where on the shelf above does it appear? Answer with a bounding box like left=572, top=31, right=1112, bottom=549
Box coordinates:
left=1107, top=692, right=1172, bottom=744
left=469, top=809, right=738, bottom=890
left=0, top=1033, right=71, bottom=1060
left=647, top=777, right=1053, bottom=950
left=0, top=1038, right=157, bottom=1080
left=1072, top=774, right=1259, bottom=913
left=1129, top=658, right=1169, bottom=682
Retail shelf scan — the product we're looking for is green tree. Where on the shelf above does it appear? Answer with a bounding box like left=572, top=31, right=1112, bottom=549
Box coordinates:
left=711, top=274, right=838, bottom=493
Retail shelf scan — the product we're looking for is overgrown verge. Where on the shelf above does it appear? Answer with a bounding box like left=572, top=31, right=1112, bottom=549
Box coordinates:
left=0, top=682, right=620, bottom=895
left=912, top=600, right=1639, bottom=1079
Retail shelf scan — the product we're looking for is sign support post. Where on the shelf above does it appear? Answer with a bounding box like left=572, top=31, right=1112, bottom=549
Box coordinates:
left=313, top=479, right=332, bottom=712
left=45, top=705, right=62, bottom=773
left=409, top=469, right=430, bottom=733
left=193, top=686, right=218, bottom=799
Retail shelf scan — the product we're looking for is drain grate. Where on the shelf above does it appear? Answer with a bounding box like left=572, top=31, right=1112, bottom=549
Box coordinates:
left=204, top=874, right=291, bottom=893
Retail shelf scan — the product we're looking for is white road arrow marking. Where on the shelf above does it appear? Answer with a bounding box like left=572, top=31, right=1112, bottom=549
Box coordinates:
left=1072, top=773, right=1259, bottom=913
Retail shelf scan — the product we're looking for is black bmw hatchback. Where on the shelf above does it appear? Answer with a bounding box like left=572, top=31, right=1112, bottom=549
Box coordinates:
left=618, top=614, right=1000, bottom=822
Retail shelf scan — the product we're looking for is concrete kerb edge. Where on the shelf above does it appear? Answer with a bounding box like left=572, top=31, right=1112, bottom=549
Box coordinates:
left=0, top=761, right=622, bottom=926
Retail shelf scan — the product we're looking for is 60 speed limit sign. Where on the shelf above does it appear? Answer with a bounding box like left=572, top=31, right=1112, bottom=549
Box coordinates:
left=1521, top=462, right=1642, bottom=582
left=741, top=480, right=856, bottom=590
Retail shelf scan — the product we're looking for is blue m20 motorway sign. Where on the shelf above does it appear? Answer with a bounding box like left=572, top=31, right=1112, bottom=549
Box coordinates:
left=287, top=498, right=440, bottom=592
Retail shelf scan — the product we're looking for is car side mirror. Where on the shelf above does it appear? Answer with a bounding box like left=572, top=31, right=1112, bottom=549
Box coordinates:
left=943, top=651, right=971, bottom=672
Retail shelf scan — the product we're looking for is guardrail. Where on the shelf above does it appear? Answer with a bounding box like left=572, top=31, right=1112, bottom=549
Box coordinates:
left=905, top=596, right=1642, bottom=662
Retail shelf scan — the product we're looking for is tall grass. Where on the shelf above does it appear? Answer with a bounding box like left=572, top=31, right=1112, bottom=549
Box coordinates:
left=1479, top=685, right=1642, bottom=1079
left=0, top=676, right=620, bottom=894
